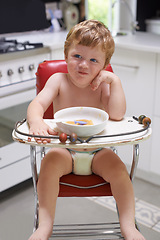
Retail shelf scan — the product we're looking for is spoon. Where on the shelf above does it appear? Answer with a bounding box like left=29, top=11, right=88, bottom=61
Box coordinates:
left=52, top=119, right=87, bottom=125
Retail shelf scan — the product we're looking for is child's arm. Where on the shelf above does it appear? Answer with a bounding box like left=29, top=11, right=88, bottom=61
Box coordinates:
left=90, top=70, right=126, bottom=120
left=27, top=73, right=61, bottom=143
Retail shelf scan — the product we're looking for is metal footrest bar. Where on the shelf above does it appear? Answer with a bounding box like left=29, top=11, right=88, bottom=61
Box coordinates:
left=51, top=222, right=124, bottom=239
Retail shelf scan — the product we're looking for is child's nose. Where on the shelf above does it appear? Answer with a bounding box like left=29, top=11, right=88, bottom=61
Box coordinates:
left=79, top=60, right=88, bottom=68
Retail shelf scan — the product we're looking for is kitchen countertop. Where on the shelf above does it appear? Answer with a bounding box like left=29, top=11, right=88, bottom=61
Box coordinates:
left=114, top=31, right=160, bottom=53
left=1, top=30, right=160, bottom=53
left=1, top=29, right=68, bottom=51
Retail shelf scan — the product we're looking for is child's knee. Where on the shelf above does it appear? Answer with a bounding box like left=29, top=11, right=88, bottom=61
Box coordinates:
left=42, top=148, right=72, bottom=174
left=46, top=148, right=69, bottom=161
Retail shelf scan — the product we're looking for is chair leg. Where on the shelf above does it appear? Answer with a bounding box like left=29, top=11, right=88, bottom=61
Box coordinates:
left=130, top=144, right=141, bottom=232
left=115, top=144, right=140, bottom=234
left=110, top=146, right=118, bottom=155
left=30, top=146, right=39, bottom=232
left=40, top=146, right=46, bottom=159
left=130, top=144, right=139, bottom=181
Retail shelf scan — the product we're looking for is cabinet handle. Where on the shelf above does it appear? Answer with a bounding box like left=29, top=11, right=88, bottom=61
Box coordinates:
left=112, top=63, right=139, bottom=70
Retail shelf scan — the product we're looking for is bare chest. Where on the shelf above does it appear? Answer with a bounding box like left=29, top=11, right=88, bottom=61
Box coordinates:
left=54, top=84, right=103, bottom=112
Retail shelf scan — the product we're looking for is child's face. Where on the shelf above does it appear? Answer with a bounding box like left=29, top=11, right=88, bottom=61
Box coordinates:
left=65, top=43, right=106, bottom=88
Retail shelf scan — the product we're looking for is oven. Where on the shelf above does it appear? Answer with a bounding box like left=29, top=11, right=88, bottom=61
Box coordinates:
left=0, top=38, right=51, bottom=192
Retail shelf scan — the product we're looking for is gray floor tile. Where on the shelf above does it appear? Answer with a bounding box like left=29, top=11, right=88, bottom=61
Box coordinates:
left=0, top=178, right=160, bottom=240
left=133, top=178, right=160, bottom=208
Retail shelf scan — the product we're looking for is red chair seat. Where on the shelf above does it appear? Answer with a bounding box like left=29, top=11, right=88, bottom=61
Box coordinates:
left=59, top=174, right=112, bottom=197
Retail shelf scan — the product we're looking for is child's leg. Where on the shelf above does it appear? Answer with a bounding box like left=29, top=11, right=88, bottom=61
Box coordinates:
left=28, top=148, right=72, bottom=240
left=92, top=148, right=145, bottom=240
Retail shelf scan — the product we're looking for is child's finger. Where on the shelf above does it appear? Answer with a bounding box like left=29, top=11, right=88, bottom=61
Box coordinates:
left=90, top=78, right=99, bottom=91
left=48, top=128, right=58, bottom=135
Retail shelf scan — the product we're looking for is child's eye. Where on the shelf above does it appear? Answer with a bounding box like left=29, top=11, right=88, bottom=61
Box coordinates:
left=74, top=54, right=82, bottom=59
left=90, top=58, right=97, bottom=63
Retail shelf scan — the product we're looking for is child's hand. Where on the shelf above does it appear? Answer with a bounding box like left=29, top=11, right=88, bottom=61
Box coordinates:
left=28, top=120, right=58, bottom=144
left=90, top=70, right=114, bottom=91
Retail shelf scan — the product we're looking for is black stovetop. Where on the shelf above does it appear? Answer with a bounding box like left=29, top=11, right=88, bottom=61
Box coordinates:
left=0, top=38, right=43, bottom=54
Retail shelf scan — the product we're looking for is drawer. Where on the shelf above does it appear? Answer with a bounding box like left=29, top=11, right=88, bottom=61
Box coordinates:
left=0, top=142, right=29, bottom=168
left=0, top=156, right=31, bottom=192
left=111, top=48, right=140, bottom=68
left=0, top=147, right=41, bottom=192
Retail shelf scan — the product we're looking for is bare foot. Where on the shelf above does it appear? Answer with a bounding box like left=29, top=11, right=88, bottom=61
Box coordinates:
left=28, top=225, right=52, bottom=240
left=122, top=227, right=146, bottom=240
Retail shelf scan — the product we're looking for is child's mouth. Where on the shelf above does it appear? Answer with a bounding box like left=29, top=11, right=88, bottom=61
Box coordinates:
left=78, top=71, right=88, bottom=75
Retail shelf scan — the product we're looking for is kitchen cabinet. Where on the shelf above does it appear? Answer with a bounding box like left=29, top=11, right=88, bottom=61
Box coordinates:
left=154, top=54, right=160, bottom=117
left=111, top=47, right=159, bottom=185
left=111, top=47, right=156, bottom=117
left=150, top=54, right=160, bottom=176
left=0, top=143, right=41, bottom=192
left=0, top=143, right=31, bottom=192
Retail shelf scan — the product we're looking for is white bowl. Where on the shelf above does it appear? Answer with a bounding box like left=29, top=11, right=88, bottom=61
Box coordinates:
left=54, top=107, right=109, bottom=137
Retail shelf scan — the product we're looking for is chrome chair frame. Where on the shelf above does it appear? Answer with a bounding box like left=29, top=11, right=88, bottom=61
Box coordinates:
left=30, top=143, right=139, bottom=239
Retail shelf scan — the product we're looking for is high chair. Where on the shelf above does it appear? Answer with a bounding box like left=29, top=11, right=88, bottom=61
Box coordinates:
left=12, top=60, right=151, bottom=239
left=29, top=60, right=138, bottom=239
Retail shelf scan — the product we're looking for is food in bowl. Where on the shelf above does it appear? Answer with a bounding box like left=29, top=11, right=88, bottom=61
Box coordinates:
left=54, top=107, right=109, bottom=137
left=66, top=119, right=93, bottom=125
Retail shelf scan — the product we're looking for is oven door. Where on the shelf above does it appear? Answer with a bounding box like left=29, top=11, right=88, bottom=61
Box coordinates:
left=0, top=47, right=51, bottom=192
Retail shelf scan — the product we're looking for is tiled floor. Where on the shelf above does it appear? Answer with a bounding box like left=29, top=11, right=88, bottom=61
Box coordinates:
left=0, top=178, right=160, bottom=240
left=87, top=197, right=160, bottom=233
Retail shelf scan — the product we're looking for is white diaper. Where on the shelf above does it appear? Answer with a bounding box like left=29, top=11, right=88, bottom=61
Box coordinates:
left=67, top=148, right=102, bottom=175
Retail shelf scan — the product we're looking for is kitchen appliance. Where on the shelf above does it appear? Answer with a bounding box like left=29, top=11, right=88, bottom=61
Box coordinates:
left=0, top=38, right=43, bottom=54
left=0, top=38, right=50, bottom=107
left=0, top=38, right=51, bottom=192
left=145, top=19, right=160, bottom=35
left=64, top=0, right=80, bottom=31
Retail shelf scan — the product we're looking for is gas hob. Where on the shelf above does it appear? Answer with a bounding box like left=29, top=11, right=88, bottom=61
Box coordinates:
left=0, top=37, right=43, bottom=54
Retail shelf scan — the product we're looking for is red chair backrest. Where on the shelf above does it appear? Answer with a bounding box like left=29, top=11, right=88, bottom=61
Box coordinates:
left=36, top=60, right=113, bottom=119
